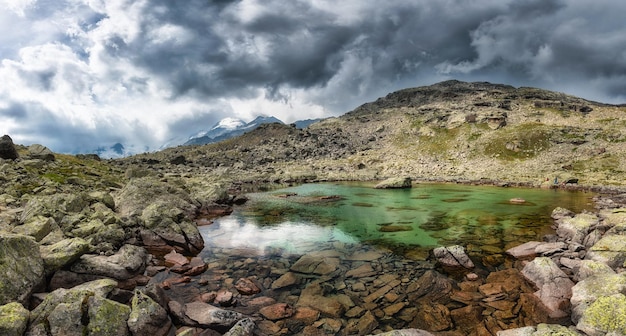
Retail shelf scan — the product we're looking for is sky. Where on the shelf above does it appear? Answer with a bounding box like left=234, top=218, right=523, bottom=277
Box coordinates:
left=1, top=0, right=625, bottom=155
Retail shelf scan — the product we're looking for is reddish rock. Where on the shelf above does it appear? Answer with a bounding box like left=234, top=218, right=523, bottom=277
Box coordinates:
left=164, top=250, right=189, bottom=267
left=235, top=277, right=261, bottom=295
left=271, top=272, right=299, bottom=289
left=246, top=296, right=276, bottom=307
left=161, top=276, right=191, bottom=289
left=450, top=304, right=484, bottom=332
left=260, top=303, right=296, bottom=320
left=506, top=241, right=542, bottom=259
left=410, top=303, right=452, bottom=331
left=214, top=290, right=234, bottom=307
left=198, top=292, right=217, bottom=303
left=183, top=257, right=208, bottom=276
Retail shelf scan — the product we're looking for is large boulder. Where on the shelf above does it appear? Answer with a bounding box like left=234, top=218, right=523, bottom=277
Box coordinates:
left=71, top=244, right=147, bottom=280
left=556, top=213, right=598, bottom=245
left=27, top=279, right=122, bottom=335
left=115, top=177, right=204, bottom=254
left=586, top=234, right=626, bottom=268
left=521, top=257, right=574, bottom=319
left=576, top=293, right=626, bottom=335
left=27, top=144, right=55, bottom=161
left=570, top=272, right=626, bottom=323
left=127, top=290, right=172, bottom=336
left=0, top=302, right=29, bottom=336
left=40, top=237, right=90, bottom=275
left=0, top=135, right=19, bottom=160
left=375, top=177, right=412, bottom=189
left=0, top=234, right=45, bottom=305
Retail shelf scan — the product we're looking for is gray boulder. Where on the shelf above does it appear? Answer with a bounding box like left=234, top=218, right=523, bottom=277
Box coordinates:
left=27, top=144, right=55, bottom=161
left=223, top=318, right=256, bottom=336
left=127, top=290, right=171, bottom=336
left=40, top=237, right=90, bottom=275
left=570, top=272, right=626, bottom=324
left=0, top=135, right=19, bottom=160
left=0, top=302, right=29, bottom=336
left=115, top=177, right=204, bottom=254
left=556, top=213, right=598, bottom=244
left=71, top=244, right=147, bottom=280
left=28, top=279, right=126, bottom=336
left=0, top=234, right=44, bottom=305
left=375, top=177, right=412, bottom=189
left=586, top=234, right=626, bottom=268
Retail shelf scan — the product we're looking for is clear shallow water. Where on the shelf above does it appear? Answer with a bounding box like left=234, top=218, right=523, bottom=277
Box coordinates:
left=199, top=182, right=595, bottom=258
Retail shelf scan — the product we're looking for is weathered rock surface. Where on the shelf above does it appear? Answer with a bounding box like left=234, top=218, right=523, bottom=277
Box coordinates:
left=170, top=301, right=244, bottom=328
left=576, top=293, right=626, bottom=336
left=556, top=213, right=598, bottom=245
left=39, top=237, right=90, bottom=274
left=127, top=290, right=172, bottom=336
left=0, top=302, right=29, bottom=336
left=27, top=144, right=55, bottom=161
left=586, top=234, right=626, bottom=268
left=115, top=177, right=204, bottom=254
left=521, top=257, right=573, bottom=318
left=0, top=234, right=44, bottom=305
left=375, top=177, right=412, bottom=189
left=70, top=244, right=147, bottom=280
left=570, top=273, right=626, bottom=324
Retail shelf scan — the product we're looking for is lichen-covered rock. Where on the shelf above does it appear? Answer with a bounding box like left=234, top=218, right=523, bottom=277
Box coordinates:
left=10, top=215, right=56, bottom=241
left=169, top=301, right=244, bottom=328
left=40, top=237, right=90, bottom=274
left=71, top=244, right=147, bottom=280
left=115, top=177, right=204, bottom=254
left=574, top=260, right=616, bottom=282
left=586, top=234, right=626, bottom=268
left=223, top=317, right=255, bottom=336
left=497, top=324, right=582, bottom=335
left=87, top=296, right=131, bottom=336
left=127, top=290, right=171, bottom=336
left=375, top=177, right=412, bottom=189
left=20, top=193, right=89, bottom=224
left=0, top=302, right=29, bottom=336
left=576, top=294, right=626, bottom=336
left=570, top=273, right=626, bottom=323
left=556, top=213, right=598, bottom=245
left=521, top=257, right=573, bottom=317
left=0, top=234, right=44, bottom=305
left=28, top=279, right=121, bottom=336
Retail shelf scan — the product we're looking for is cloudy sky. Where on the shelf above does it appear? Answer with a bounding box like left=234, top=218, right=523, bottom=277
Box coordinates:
left=1, top=0, right=625, bottom=154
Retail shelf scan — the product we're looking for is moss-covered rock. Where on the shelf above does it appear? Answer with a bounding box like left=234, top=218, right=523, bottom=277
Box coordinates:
left=556, top=213, right=598, bottom=245
left=587, top=234, right=626, bottom=268
left=570, top=273, right=626, bottom=323
left=127, top=290, right=171, bottom=336
left=0, top=302, right=29, bottom=336
left=577, top=294, right=626, bottom=336
left=0, top=234, right=44, bottom=305
left=87, top=296, right=131, bottom=336
left=28, top=279, right=119, bottom=335
left=40, top=237, right=90, bottom=274
left=10, top=215, right=55, bottom=241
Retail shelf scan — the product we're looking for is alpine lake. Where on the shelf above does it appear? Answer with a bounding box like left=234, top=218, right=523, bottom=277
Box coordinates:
left=193, top=182, right=596, bottom=334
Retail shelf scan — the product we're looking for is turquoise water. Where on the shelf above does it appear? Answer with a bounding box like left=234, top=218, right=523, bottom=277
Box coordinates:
left=200, top=182, right=594, bottom=257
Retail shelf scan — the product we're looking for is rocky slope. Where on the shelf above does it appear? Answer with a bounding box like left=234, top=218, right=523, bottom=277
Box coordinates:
left=120, top=80, right=626, bottom=188
left=2, top=81, right=626, bottom=336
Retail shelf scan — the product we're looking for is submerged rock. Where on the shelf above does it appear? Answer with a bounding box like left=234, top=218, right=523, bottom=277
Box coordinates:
left=375, top=177, right=412, bottom=189
left=433, top=245, right=475, bottom=270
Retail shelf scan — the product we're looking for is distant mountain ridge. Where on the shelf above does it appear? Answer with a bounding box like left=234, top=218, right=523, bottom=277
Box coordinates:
left=183, top=116, right=323, bottom=146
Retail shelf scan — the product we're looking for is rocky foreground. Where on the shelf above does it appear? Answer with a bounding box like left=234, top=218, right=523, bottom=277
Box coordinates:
left=3, top=80, right=626, bottom=335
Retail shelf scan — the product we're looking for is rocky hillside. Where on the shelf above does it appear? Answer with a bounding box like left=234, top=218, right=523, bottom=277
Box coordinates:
left=120, top=80, right=626, bottom=187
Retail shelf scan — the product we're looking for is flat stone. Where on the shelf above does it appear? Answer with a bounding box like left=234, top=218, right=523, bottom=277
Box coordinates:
left=182, top=301, right=244, bottom=328
left=346, top=250, right=384, bottom=261
left=259, top=303, right=295, bottom=320
left=164, top=249, right=189, bottom=266
left=346, top=264, right=376, bottom=278
left=271, top=272, right=299, bottom=289
left=291, top=254, right=340, bottom=275
left=384, top=302, right=406, bottom=316
left=522, top=257, right=574, bottom=315
left=433, top=245, right=475, bottom=269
